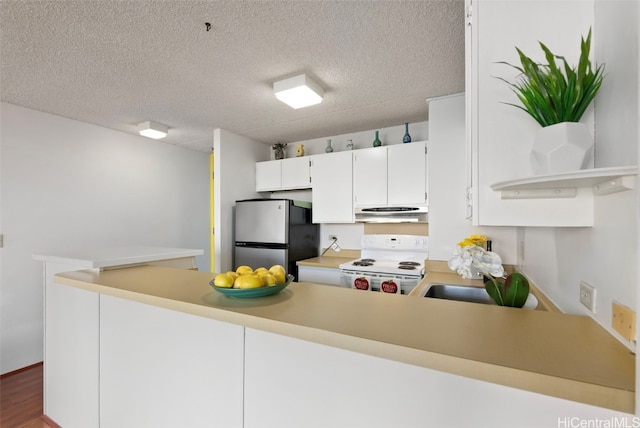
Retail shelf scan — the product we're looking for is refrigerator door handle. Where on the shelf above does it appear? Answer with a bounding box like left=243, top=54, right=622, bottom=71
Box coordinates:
left=235, top=242, right=288, bottom=250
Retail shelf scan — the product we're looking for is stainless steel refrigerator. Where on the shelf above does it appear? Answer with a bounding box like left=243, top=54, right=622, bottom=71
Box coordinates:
left=234, top=199, right=319, bottom=279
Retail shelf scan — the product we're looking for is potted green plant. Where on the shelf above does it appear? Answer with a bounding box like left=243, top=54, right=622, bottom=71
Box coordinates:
left=497, top=29, right=605, bottom=175
left=272, top=142, right=287, bottom=160
left=448, top=234, right=532, bottom=308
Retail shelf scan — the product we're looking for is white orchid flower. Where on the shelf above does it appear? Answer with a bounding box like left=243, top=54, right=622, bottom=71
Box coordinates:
left=448, top=241, right=505, bottom=280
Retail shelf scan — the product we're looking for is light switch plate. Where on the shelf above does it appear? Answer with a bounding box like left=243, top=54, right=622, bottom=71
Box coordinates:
left=612, top=302, right=636, bottom=341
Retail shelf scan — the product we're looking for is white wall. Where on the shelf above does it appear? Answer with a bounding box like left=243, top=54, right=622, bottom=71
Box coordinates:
left=0, top=103, right=210, bottom=374
left=427, top=94, right=517, bottom=264
left=519, top=0, right=639, bottom=350
left=213, top=129, right=264, bottom=273
left=594, top=0, right=638, bottom=167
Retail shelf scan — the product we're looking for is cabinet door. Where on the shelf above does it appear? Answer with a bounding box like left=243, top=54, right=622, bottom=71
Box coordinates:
left=244, top=328, right=611, bottom=428
left=281, top=157, right=311, bottom=189
left=388, top=142, right=427, bottom=205
left=311, top=152, right=353, bottom=223
left=353, top=147, right=387, bottom=207
left=46, top=267, right=100, bottom=428
left=297, top=265, right=342, bottom=286
left=469, top=0, right=595, bottom=226
left=100, top=295, right=244, bottom=428
left=256, top=160, right=281, bottom=191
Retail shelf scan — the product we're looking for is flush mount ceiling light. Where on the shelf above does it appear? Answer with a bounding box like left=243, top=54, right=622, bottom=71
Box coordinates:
left=138, top=121, right=168, bottom=139
left=273, top=74, right=324, bottom=109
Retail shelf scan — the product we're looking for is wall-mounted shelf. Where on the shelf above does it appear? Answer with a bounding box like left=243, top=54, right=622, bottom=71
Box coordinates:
left=491, top=166, right=638, bottom=199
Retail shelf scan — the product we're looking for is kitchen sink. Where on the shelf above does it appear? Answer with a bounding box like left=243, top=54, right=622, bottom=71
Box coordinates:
left=423, top=283, right=539, bottom=309
left=424, top=284, right=494, bottom=305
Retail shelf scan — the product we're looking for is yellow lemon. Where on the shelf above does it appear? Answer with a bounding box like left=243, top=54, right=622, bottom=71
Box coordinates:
left=236, top=265, right=254, bottom=276
left=272, top=271, right=286, bottom=284
left=226, top=271, right=239, bottom=281
left=269, top=264, right=286, bottom=276
left=234, top=274, right=263, bottom=289
left=260, top=273, right=277, bottom=286
left=213, top=273, right=234, bottom=288
left=254, top=267, right=269, bottom=274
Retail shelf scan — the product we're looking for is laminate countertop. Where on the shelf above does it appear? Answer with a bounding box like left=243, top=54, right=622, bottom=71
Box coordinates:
left=33, top=246, right=203, bottom=269
left=55, top=265, right=634, bottom=413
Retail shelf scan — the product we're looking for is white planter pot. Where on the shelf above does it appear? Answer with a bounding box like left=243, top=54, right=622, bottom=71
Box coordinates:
left=530, top=122, right=594, bottom=175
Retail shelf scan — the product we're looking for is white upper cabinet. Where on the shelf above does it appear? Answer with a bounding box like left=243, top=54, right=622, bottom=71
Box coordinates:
left=353, top=147, right=388, bottom=207
left=256, top=160, right=282, bottom=191
left=388, top=143, right=428, bottom=206
left=353, top=143, right=428, bottom=208
left=256, top=157, right=311, bottom=192
left=467, top=0, right=600, bottom=226
left=281, top=157, right=311, bottom=189
left=310, top=151, right=353, bottom=223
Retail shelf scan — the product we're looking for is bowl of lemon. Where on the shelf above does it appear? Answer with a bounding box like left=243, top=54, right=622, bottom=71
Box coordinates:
left=209, top=264, right=294, bottom=298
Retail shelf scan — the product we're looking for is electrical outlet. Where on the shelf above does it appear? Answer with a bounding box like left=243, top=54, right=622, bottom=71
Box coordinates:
left=612, top=302, right=636, bottom=341
left=579, top=281, right=596, bottom=313
left=328, top=235, right=338, bottom=241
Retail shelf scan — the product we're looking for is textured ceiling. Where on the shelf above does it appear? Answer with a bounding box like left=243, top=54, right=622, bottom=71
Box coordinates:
left=1, top=0, right=465, bottom=152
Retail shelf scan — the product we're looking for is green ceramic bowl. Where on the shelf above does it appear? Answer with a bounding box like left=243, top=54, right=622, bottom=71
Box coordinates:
left=210, top=274, right=294, bottom=298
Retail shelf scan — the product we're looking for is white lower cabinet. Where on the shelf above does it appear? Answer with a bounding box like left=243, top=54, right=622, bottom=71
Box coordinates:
left=45, top=268, right=100, bottom=428
left=243, top=328, right=624, bottom=428
left=297, top=265, right=341, bottom=286
left=99, top=295, right=244, bottom=428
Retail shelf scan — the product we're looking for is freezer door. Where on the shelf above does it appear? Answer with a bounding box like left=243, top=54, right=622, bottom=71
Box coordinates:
left=235, top=246, right=288, bottom=271
left=235, top=200, right=288, bottom=244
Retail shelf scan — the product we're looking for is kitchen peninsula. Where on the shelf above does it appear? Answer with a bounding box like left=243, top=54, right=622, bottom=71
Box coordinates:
left=46, top=264, right=633, bottom=428
left=34, top=246, right=204, bottom=428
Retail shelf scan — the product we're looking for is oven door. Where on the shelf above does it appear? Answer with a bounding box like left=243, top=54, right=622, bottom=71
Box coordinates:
left=340, top=270, right=421, bottom=294
left=340, top=271, right=373, bottom=291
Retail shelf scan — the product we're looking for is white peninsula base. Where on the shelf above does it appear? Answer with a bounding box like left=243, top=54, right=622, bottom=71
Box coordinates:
left=46, top=265, right=634, bottom=428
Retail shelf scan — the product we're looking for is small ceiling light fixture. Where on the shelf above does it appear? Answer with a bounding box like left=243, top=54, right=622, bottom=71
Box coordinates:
left=273, top=74, right=323, bottom=109
left=138, top=121, right=168, bottom=139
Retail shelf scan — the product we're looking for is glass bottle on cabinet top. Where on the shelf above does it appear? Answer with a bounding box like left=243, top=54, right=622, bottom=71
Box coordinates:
left=372, top=131, right=382, bottom=147
left=325, top=139, right=334, bottom=153
left=403, top=122, right=412, bottom=143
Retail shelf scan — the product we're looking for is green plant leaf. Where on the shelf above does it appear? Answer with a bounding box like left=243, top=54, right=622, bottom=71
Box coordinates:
left=484, top=277, right=505, bottom=306
left=503, top=273, right=530, bottom=308
left=495, top=28, right=604, bottom=126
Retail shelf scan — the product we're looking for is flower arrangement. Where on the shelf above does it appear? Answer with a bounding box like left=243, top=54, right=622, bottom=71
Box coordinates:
left=496, top=28, right=605, bottom=127
left=272, top=142, right=287, bottom=160
left=448, top=234, right=530, bottom=308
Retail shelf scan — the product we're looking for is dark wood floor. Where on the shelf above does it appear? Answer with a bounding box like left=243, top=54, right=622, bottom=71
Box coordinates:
left=0, top=363, right=54, bottom=428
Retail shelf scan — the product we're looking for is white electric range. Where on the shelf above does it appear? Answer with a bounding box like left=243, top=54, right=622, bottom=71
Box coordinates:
left=338, top=234, right=429, bottom=295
